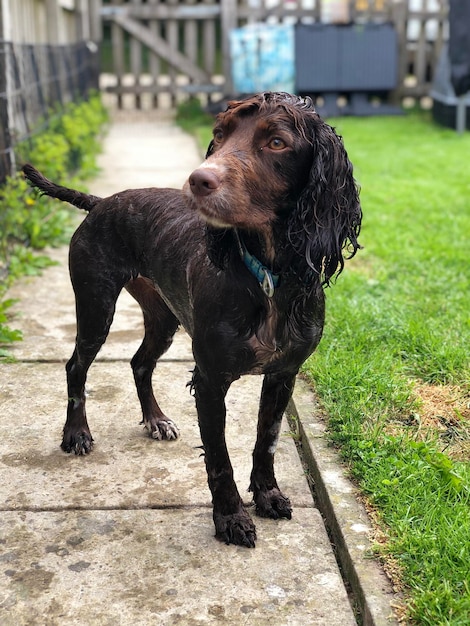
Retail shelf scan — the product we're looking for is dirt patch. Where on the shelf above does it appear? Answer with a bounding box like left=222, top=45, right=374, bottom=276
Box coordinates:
left=411, top=383, right=470, bottom=460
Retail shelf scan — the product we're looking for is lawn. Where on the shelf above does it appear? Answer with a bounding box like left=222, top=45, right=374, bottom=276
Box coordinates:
left=304, top=113, right=470, bottom=625
left=178, top=104, right=470, bottom=625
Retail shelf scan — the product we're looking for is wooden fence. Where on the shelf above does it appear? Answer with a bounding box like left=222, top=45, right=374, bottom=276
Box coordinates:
left=98, top=0, right=449, bottom=110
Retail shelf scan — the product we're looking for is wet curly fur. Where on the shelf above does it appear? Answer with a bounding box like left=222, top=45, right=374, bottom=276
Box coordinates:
left=22, top=92, right=361, bottom=547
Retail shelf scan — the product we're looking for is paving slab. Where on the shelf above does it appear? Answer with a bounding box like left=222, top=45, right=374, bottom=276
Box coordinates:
left=0, top=361, right=312, bottom=511
left=92, top=110, right=204, bottom=196
left=0, top=508, right=353, bottom=626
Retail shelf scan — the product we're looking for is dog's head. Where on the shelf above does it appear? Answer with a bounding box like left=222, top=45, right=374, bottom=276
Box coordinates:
left=185, top=92, right=361, bottom=284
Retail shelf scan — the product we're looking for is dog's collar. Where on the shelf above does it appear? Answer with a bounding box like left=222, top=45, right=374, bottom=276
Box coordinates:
left=234, top=231, right=279, bottom=298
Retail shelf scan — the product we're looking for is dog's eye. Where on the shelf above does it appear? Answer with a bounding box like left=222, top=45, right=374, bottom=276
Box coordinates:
left=213, top=130, right=224, bottom=144
left=267, top=137, right=286, bottom=151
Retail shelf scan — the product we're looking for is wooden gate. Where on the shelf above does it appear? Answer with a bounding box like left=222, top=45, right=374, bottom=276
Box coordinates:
left=98, top=0, right=449, bottom=110
left=100, top=0, right=231, bottom=109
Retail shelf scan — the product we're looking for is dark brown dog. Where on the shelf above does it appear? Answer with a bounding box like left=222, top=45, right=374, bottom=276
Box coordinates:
left=22, top=92, right=361, bottom=547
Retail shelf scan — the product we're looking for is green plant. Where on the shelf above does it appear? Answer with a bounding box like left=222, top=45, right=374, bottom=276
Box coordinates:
left=0, top=298, right=22, bottom=357
left=48, top=96, right=109, bottom=176
left=15, top=92, right=109, bottom=182
left=0, top=93, right=108, bottom=356
left=176, top=99, right=214, bottom=153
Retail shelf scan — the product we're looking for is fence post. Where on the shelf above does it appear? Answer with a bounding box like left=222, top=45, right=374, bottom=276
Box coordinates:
left=220, top=0, right=237, bottom=95
left=391, top=0, right=408, bottom=103
left=0, top=41, right=12, bottom=182
left=89, top=0, right=103, bottom=43
left=87, top=0, right=102, bottom=91
left=45, top=0, right=61, bottom=43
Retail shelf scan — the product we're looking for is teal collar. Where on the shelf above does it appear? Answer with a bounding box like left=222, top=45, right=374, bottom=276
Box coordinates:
left=234, top=231, right=280, bottom=298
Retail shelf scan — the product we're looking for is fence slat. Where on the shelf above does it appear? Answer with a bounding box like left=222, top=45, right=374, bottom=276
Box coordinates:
left=220, top=0, right=237, bottom=95
left=148, top=0, right=162, bottom=108
left=110, top=0, right=125, bottom=109
left=202, top=0, right=217, bottom=77
left=130, top=0, right=144, bottom=108
left=184, top=0, right=198, bottom=92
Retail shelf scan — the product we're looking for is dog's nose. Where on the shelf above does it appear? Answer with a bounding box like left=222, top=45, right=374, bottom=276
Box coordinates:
left=188, top=168, right=220, bottom=197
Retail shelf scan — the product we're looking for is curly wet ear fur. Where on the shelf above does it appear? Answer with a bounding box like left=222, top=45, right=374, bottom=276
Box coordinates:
left=287, top=118, right=361, bottom=286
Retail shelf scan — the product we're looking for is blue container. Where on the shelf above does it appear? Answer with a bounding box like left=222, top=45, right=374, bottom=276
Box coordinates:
left=230, top=24, right=295, bottom=94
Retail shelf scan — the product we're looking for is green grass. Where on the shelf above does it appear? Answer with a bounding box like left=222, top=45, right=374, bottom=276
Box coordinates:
left=304, top=113, right=470, bottom=625
left=177, top=104, right=470, bottom=624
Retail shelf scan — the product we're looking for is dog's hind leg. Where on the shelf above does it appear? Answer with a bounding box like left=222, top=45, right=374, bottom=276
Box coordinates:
left=63, top=251, right=128, bottom=455
left=249, top=372, right=295, bottom=520
left=125, top=277, right=180, bottom=440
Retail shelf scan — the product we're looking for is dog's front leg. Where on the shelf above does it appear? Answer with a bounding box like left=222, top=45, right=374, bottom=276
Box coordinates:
left=192, top=367, right=257, bottom=548
left=249, top=372, right=295, bottom=520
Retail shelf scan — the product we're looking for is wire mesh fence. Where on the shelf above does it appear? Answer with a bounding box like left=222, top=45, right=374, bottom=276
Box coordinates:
left=0, top=40, right=99, bottom=183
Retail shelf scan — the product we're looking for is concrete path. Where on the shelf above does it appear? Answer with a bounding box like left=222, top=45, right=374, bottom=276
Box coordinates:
left=1, top=112, right=397, bottom=625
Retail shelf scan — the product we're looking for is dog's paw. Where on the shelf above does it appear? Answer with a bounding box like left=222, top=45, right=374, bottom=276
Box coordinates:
left=254, top=488, right=292, bottom=520
left=61, top=431, right=94, bottom=455
left=145, top=417, right=179, bottom=440
left=214, top=510, right=257, bottom=548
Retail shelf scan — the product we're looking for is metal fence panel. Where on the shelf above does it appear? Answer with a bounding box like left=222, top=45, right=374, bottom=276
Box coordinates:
left=0, top=40, right=99, bottom=183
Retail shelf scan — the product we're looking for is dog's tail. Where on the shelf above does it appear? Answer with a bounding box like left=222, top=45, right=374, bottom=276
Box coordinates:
left=22, top=164, right=101, bottom=212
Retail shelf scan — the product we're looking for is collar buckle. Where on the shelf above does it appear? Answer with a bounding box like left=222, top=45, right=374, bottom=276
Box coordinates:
left=261, top=268, right=275, bottom=298
left=234, top=230, right=279, bottom=298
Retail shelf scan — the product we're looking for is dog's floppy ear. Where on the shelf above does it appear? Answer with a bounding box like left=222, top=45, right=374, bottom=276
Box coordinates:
left=287, top=120, right=362, bottom=285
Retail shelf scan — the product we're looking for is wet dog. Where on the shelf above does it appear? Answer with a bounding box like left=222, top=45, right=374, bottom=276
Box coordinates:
left=22, top=92, right=361, bottom=547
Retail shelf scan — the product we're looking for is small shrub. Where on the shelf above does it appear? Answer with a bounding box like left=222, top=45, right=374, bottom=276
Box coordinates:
left=0, top=93, right=108, bottom=355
